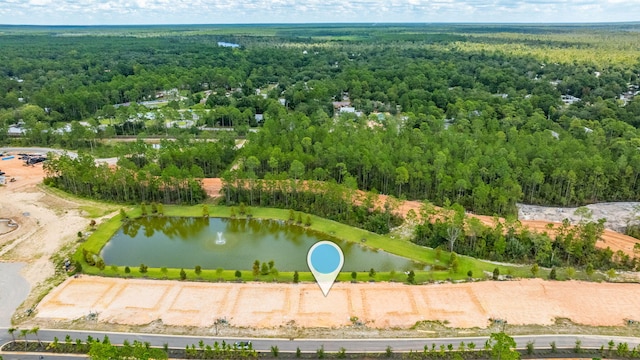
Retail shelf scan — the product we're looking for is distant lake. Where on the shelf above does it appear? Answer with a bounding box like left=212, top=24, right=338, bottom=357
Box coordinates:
left=101, top=217, right=424, bottom=272
left=217, top=41, right=240, bottom=48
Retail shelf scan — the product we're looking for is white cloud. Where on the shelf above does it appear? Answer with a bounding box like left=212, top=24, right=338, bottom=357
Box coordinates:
left=0, top=0, right=638, bottom=24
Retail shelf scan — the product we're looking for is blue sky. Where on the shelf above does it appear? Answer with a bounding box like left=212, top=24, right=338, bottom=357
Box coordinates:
left=0, top=0, right=638, bottom=25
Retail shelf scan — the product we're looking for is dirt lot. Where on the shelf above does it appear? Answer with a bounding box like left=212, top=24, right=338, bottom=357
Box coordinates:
left=0, top=154, right=118, bottom=323
left=33, top=276, right=640, bottom=330
left=0, top=157, right=86, bottom=286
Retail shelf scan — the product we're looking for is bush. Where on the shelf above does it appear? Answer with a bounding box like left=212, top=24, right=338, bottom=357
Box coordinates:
left=261, top=262, right=270, bottom=275
left=124, top=266, right=130, bottom=274
left=492, top=267, right=500, bottom=280
left=407, top=270, right=415, bottom=284
left=385, top=346, right=393, bottom=357
left=531, top=263, right=539, bottom=277
left=139, top=264, right=148, bottom=273
left=549, top=268, right=557, bottom=280
left=179, top=269, right=186, bottom=280
left=293, top=271, right=299, bottom=283
left=526, top=341, right=535, bottom=355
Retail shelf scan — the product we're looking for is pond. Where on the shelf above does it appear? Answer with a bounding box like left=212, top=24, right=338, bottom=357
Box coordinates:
left=101, top=217, right=424, bottom=272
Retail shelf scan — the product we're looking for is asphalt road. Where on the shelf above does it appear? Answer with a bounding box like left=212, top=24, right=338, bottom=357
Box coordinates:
left=0, top=263, right=30, bottom=327
left=1, top=327, right=639, bottom=356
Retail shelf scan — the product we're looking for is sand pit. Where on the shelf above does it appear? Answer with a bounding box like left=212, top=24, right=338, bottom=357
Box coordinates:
left=34, top=276, right=640, bottom=329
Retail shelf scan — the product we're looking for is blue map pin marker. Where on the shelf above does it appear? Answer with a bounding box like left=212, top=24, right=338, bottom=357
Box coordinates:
left=307, top=241, right=344, bottom=297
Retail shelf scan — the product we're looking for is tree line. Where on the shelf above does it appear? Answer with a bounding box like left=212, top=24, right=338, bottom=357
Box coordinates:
left=42, top=137, right=238, bottom=204
left=411, top=202, right=638, bottom=271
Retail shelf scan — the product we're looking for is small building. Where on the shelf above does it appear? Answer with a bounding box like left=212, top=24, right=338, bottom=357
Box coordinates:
left=561, top=95, right=581, bottom=105
left=332, top=101, right=351, bottom=110
left=217, top=42, right=240, bottom=48
left=7, top=123, right=26, bottom=137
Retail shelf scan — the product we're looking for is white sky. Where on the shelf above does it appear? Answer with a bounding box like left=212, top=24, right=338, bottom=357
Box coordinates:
left=0, top=0, right=638, bottom=25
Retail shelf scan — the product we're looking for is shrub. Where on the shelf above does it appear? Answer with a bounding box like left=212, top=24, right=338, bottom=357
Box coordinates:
left=407, top=270, right=415, bottom=284
left=526, top=341, right=535, bottom=355
left=386, top=346, right=393, bottom=357
left=119, top=208, right=128, bottom=221
left=179, top=268, right=186, bottom=280
left=261, top=262, right=269, bottom=275
left=530, top=263, right=539, bottom=277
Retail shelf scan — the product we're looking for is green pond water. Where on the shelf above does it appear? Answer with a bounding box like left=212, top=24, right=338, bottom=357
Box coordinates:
left=101, top=217, right=425, bottom=272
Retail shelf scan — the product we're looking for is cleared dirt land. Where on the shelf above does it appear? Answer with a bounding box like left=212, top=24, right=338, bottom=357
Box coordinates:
left=34, top=276, right=640, bottom=329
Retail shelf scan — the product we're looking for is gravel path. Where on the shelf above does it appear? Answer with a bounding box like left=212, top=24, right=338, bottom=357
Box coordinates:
left=0, top=262, right=30, bottom=326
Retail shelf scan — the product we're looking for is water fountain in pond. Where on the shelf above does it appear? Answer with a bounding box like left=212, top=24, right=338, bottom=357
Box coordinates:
left=215, top=231, right=226, bottom=245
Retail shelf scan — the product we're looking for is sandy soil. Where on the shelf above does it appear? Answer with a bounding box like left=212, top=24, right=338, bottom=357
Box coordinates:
left=0, top=157, right=87, bottom=287
left=0, top=155, right=119, bottom=325
left=33, top=276, right=640, bottom=329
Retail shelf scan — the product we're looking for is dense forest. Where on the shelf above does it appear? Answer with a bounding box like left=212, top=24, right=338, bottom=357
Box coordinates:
left=4, top=24, right=640, bottom=218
